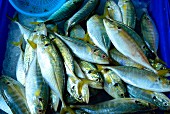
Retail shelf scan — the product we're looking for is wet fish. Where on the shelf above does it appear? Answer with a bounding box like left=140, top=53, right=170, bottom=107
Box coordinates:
left=110, top=48, right=144, bottom=69
left=54, top=32, right=109, bottom=64
left=26, top=54, right=49, bottom=114
left=118, top=0, right=136, bottom=28
left=104, top=0, right=123, bottom=22
left=64, top=0, right=99, bottom=35
left=141, top=13, right=159, bottom=57
left=103, top=19, right=157, bottom=73
left=71, top=98, right=157, bottom=113
left=103, top=66, right=170, bottom=92
left=127, top=84, right=170, bottom=110
left=0, top=76, right=30, bottom=114
left=101, top=69, right=126, bottom=98
left=50, top=90, right=60, bottom=112
left=70, top=25, right=85, bottom=39
left=78, top=60, right=103, bottom=89
left=40, top=0, right=84, bottom=22
left=0, top=93, right=12, bottom=114
left=87, top=15, right=111, bottom=55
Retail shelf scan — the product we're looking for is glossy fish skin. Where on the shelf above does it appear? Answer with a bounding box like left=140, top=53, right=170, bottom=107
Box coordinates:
left=50, top=90, right=59, bottom=112
left=36, top=36, right=66, bottom=106
left=108, top=19, right=151, bottom=57
left=127, top=84, right=170, bottom=110
left=70, top=25, right=85, bottom=39
left=104, top=0, right=123, bottom=22
left=26, top=54, right=49, bottom=114
left=101, top=69, right=126, bottom=98
left=0, top=92, right=13, bottom=114
left=45, top=0, right=83, bottom=22
left=0, top=76, right=30, bottom=114
left=50, top=34, right=74, bottom=72
left=16, top=46, right=26, bottom=86
left=103, top=19, right=156, bottom=73
left=110, top=48, right=144, bottom=69
left=141, top=13, right=159, bottom=54
left=118, top=0, right=136, bottom=28
left=78, top=60, right=103, bottom=89
left=71, top=98, right=157, bottom=113
left=104, top=66, right=170, bottom=92
left=54, top=33, right=109, bottom=64
left=64, top=0, right=99, bottom=35
left=87, top=15, right=111, bottom=55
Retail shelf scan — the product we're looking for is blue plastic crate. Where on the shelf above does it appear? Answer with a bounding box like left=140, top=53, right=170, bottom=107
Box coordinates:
left=0, top=0, right=170, bottom=113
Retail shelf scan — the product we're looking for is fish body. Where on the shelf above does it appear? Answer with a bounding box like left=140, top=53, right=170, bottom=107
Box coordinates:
left=55, top=33, right=109, bottom=64
left=87, top=15, right=111, bottom=55
left=103, top=19, right=156, bottom=73
left=50, top=90, right=60, bottom=112
left=104, top=66, right=170, bottom=92
left=104, top=0, right=122, bottom=22
left=118, top=0, right=136, bottom=28
left=26, top=54, right=49, bottom=114
left=101, top=69, right=126, bottom=98
left=70, top=25, right=85, bottom=39
left=127, top=84, right=170, bottom=110
left=0, top=76, right=30, bottom=114
left=141, top=13, right=159, bottom=55
left=71, top=98, right=157, bottom=113
left=45, top=0, right=84, bottom=22
left=110, top=48, right=144, bottom=69
left=64, top=0, right=99, bottom=35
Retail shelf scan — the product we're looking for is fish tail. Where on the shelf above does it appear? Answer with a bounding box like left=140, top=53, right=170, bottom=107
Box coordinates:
left=60, top=106, right=75, bottom=114
left=11, top=36, right=23, bottom=49
left=157, top=69, right=170, bottom=77
left=6, top=14, right=19, bottom=22
left=27, top=39, right=37, bottom=49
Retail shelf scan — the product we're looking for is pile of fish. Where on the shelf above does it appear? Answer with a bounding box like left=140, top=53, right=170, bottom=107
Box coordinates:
left=1, top=0, right=170, bottom=114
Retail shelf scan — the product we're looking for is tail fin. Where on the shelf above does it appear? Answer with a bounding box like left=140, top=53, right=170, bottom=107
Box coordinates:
left=6, top=14, right=18, bottom=22
left=60, top=106, right=75, bottom=114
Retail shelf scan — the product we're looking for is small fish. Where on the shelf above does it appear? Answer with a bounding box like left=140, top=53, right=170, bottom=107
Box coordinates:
left=71, top=98, right=157, bottom=113
left=54, top=32, right=109, bottom=64
left=39, top=0, right=84, bottom=22
left=103, top=19, right=157, bottom=73
left=127, top=84, right=170, bottom=110
left=141, top=13, right=159, bottom=58
left=64, top=0, right=99, bottom=35
left=109, top=48, right=144, bottom=69
left=118, top=0, right=136, bottom=28
left=104, top=0, right=123, bottom=22
left=103, top=66, right=170, bottom=92
left=87, top=15, right=111, bottom=55
left=0, top=93, right=12, bottom=114
left=78, top=60, right=103, bottom=89
left=26, top=53, right=49, bottom=114
left=50, top=90, right=60, bottom=112
left=70, top=25, right=85, bottom=39
left=0, top=76, right=30, bottom=114
left=101, top=68, right=126, bottom=98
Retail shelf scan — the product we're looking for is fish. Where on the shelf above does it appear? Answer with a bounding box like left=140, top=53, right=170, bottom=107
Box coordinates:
left=70, top=25, right=85, bottom=39
left=104, top=0, right=123, bottom=22
left=0, top=93, right=13, bottom=114
left=71, top=98, right=157, bottom=113
left=54, top=32, right=109, bottom=64
left=118, top=0, right=136, bottom=28
left=103, top=66, right=170, bottom=92
left=78, top=60, right=103, bottom=89
left=101, top=68, right=126, bottom=98
left=107, top=19, right=152, bottom=58
left=109, top=48, right=144, bottom=69
left=0, top=76, right=30, bottom=114
left=39, top=0, right=84, bottom=22
left=64, top=0, right=99, bottom=35
left=127, top=84, right=170, bottom=110
left=26, top=53, right=49, bottom=114
left=50, top=90, right=60, bottom=112
left=141, top=13, right=159, bottom=59
left=13, top=38, right=26, bottom=86
left=103, top=19, right=157, bottom=73
left=87, top=15, right=111, bottom=55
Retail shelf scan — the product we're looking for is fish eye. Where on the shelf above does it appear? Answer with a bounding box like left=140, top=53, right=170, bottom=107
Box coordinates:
left=96, top=78, right=100, bottom=82
left=38, top=109, right=43, bottom=113
left=45, top=44, right=50, bottom=47
left=93, top=49, right=98, bottom=53
left=163, top=102, right=168, bottom=106
left=6, top=81, right=10, bottom=85
left=107, top=6, right=110, bottom=8
left=38, top=97, right=43, bottom=102
left=120, top=94, right=124, bottom=97
left=117, top=26, right=121, bottom=30
left=114, top=83, right=119, bottom=87
left=78, top=95, right=82, bottom=100
left=135, top=100, right=141, bottom=104
left=71, top=86, right=75, bottom=92
left=102, top=54, right=107, bottom=58
left=87, top=70, right=93, bottom=74
left=152, top=96, right=157, bottom=100
left=141, top=45, right=146, bottom=49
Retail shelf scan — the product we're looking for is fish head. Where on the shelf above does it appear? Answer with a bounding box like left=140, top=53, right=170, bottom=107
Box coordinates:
left=152, top=93, right=170, bottom=110
left=141, top=13, right=152, bottom=26
left=72, top=0, right=83, bottom=5
left=34, top=23, right=47, bottom=36
left=91, top=47, right=109, bottom=64
left=0, top=76, right=12, bottom=88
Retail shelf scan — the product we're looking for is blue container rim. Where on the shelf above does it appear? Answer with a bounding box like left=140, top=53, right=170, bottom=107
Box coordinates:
left=8, top=0, right=66, bottom=17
